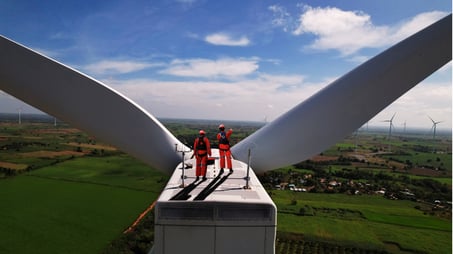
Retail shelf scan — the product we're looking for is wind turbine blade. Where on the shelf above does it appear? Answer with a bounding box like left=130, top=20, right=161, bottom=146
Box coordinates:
left=232, top=14, right=452, bottom=173
left=0, top=35, right=188, bottom=174
left=428, top=115, right=443, bottom=125
left=390, top=113, right=396, bottom=122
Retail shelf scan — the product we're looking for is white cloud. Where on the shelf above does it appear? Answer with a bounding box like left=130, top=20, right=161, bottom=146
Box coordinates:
left=103, top=73, right=325, bottom=122
left=104, top=64, right=451, bottom=128
left=205, top=33, right=250, bottom=46
left=291, top=6, right=447, bottom=56
left=84, top=60, right=157, bottom=75
left=259, top=73, right=306, bottom=91
left=389, top=11, right=448, bottom=42
left=160, top=58, right=259, bottom=78
left=293, top=6, right=388, bottom=55
left=371, top=80, right=452, bottom=129
left=268, top=4, right=293, bottom=32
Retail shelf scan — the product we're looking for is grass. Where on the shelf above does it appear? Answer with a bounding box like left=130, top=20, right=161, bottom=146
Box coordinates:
left=272, top=191, right=452, bottom=253
left=364, top=210, right=450, bottom=231
left=277, top=213, right=385, bottom=250
left=0, top=176, right=153, bottom=254
left=29, top=155, right=168, bottom=193
left=0, top=155, right=169, bottom=254
left=384, top=152, right=452, bottom=171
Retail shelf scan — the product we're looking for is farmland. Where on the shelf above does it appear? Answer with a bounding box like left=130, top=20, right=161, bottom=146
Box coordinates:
left=0, top=114, right=451, bottom=253
left=0, top=115, right=168, bottom=253
left=0, top=176, right=155, bottom=254
left=273, top=192, right=451, bottom=253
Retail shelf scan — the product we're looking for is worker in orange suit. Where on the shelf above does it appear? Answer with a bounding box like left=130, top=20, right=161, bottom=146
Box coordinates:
left=193, top=130, right=211, bottom=181
left=217, top=124, right=233, bottom=174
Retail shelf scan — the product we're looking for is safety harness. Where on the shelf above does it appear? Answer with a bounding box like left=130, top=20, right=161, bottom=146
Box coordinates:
left=196, top=137, right=208, bottom=156
left=219, top=131, right=229, bottom=145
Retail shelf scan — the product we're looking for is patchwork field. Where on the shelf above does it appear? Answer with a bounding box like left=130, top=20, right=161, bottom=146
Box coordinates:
left=273, top=191, right=451, bottom=253
left=0, top=117, right=451, bottom=253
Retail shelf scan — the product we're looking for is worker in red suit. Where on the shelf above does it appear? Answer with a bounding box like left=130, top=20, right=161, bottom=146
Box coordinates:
left=193, top=130, right=211, bottom=181
left=217, top=124, right=233, bottom=174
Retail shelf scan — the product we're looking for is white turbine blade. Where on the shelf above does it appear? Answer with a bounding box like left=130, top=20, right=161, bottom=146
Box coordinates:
left=0, top=35, right=188, bottom=174
left=232, top=14, right=452, bottom=173
left=428, top=115, right=442, bottom=125
left=390, top=112, right=396, bottom=122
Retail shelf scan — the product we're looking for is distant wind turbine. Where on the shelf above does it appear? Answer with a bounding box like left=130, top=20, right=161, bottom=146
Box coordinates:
left=17, top=107, right=22, bottom=124
left=428, top=116, right=442, bottom=140
left=382, top=113, right=396, bottom=152
left=383, top=113, right=396, bottom=139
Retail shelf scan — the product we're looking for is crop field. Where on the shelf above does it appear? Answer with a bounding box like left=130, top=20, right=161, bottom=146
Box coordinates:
left=0, top=119, right=169, bottom=253
left=273, top=192, right=451, bottom=254
left=0, top=175, right=155, bottom=254
left=29, top=155, right=168, bottom=193
left=0, top=116, right=451, bottom=253
left=0, top=155, right=168, bottom=254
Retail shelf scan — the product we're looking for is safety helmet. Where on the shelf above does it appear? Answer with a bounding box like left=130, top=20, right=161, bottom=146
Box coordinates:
left=199, top=130, right=206, bottom=135
left=218, top=124, right=225, bottom=129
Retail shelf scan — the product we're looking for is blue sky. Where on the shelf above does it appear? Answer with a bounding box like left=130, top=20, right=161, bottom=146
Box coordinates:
left=0, top=0, right=451, bottom=131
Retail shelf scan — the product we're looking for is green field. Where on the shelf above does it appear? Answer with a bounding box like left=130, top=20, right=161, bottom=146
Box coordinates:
left=28, top=155, right=168, bottom=193
left=0, top=155, right=168, bottom=254
left=0, top=119, right=451, bottom=253
left=3, top=161, right=450, bottom=253
left=273, top=191, right=452, bottom=253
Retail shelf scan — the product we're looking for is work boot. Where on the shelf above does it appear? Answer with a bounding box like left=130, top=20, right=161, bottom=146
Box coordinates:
left=220, top=168, right=224, bottom=174
left=229, top=168, right=233, bottom=174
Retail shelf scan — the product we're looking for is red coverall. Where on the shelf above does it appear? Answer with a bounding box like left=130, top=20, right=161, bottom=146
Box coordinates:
left=193, top=136, right=211, bottom=177
left=217, top=129, right=233, bottom=170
